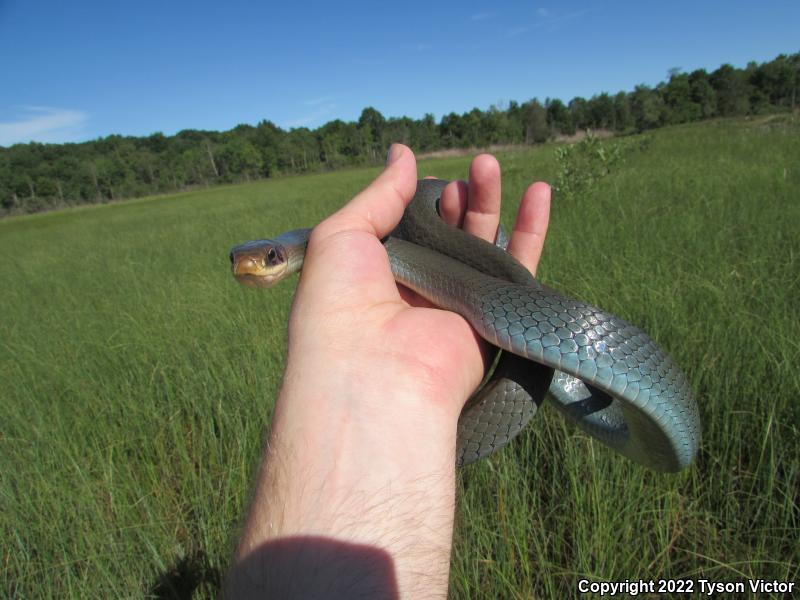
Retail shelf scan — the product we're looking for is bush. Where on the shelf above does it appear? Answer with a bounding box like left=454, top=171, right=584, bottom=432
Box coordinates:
left=554, top=132, right=651, bottom=201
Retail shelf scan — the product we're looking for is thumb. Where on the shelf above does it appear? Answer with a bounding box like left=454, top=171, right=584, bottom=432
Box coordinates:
left=316, top=144, right=417, bottom=241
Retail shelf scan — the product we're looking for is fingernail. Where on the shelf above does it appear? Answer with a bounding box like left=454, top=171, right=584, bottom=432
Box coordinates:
left=386, top=144, right=402, bottom=166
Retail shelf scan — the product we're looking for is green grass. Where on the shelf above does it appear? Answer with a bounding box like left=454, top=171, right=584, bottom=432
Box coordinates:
left=2, top=117, right=798, bottom=597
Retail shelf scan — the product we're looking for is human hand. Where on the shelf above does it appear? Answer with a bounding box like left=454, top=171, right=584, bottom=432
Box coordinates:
left=283, top=146, right=551, bottom=438
left=228, top=144, right=551, bottom=598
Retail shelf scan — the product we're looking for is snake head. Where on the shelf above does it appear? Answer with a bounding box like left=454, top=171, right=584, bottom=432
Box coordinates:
left=229, top=239, right=289, bottom=287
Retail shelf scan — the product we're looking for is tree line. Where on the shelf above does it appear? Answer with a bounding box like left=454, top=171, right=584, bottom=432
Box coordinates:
left=1, top=52, right=797, bottom=216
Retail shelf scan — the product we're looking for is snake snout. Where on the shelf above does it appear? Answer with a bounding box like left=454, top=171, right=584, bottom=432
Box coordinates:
left=232, top=256, right=261, bottom=276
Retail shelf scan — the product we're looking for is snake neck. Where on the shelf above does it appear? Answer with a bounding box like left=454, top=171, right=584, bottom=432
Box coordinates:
left=277, top=228, right=313, bottom=275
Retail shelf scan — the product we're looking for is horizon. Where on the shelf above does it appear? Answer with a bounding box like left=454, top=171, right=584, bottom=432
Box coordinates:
left=1, top=0, right=798, bottom=147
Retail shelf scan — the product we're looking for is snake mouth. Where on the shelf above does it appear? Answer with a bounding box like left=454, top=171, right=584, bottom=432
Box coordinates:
left=234, top=272, right=285, bottom=288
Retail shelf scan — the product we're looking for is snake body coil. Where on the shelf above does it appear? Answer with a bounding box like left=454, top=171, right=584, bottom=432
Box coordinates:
left=231, top=179, right=701, bottom=472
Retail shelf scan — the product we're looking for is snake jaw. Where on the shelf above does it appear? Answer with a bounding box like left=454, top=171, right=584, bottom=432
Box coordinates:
left=235, top=272, right=285, bottom=288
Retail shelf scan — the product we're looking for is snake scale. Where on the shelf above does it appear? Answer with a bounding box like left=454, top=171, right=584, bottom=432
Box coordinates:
left=230, top=179, right=701, bottom=472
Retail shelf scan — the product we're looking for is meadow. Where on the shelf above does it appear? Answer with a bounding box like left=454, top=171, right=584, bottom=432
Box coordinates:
left=1, top=117, right=798, bottom=597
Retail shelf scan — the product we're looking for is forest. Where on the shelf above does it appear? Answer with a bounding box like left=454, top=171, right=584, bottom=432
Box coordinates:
left=1, top=52, right=797, bottom=216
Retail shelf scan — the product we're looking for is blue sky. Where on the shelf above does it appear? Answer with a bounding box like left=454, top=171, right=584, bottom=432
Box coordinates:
left=0, top=0, right=797, bottom=146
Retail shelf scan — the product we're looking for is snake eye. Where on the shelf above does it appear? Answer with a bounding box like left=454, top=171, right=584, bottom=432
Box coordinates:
left=267, top=248, right=278, bottom=263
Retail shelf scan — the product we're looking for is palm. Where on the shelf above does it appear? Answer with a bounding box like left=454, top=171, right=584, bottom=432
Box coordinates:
left=290, top=229, right=484, bottom=407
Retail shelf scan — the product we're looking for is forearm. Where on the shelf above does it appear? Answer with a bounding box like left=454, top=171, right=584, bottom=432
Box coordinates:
left=226, top=368, right=458, bottom=599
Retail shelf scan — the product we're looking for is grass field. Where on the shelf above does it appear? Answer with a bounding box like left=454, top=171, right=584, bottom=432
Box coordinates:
left=2, top=117, right=798, bottom=597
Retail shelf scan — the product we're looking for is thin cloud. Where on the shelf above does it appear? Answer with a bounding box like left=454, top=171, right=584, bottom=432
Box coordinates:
left=506, top=26, right=529, bottom=38
left=351, top=57, right=384, bottom=66
left=505, top=8, right=588, bottom=39
left=0, top=106, right=89, bottom=146
left=285, top=104, right=336, bottom=128
left=470, top=12, right=492, bottom=21
left=304, top=96, right=334, bottom=106
left=534, top=8, right=590, bottom=29
left=553, top=9, right=590, bottom=23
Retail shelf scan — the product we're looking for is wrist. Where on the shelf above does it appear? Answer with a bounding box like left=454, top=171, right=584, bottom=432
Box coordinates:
left=269, top=373, right=458, bottom=523
left=233, top=378, right=457, bottom=597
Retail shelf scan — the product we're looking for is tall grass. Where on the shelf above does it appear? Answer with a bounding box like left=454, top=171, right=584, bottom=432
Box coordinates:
left=1, top=117, right=798, bottom=597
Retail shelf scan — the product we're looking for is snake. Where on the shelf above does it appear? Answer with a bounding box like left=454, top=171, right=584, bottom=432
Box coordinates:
left=230, top=178, right=701, bottom=472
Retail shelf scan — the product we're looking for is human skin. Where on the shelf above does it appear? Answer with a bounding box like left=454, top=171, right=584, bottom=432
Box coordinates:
left=225, top=144, right=551, bottom=599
